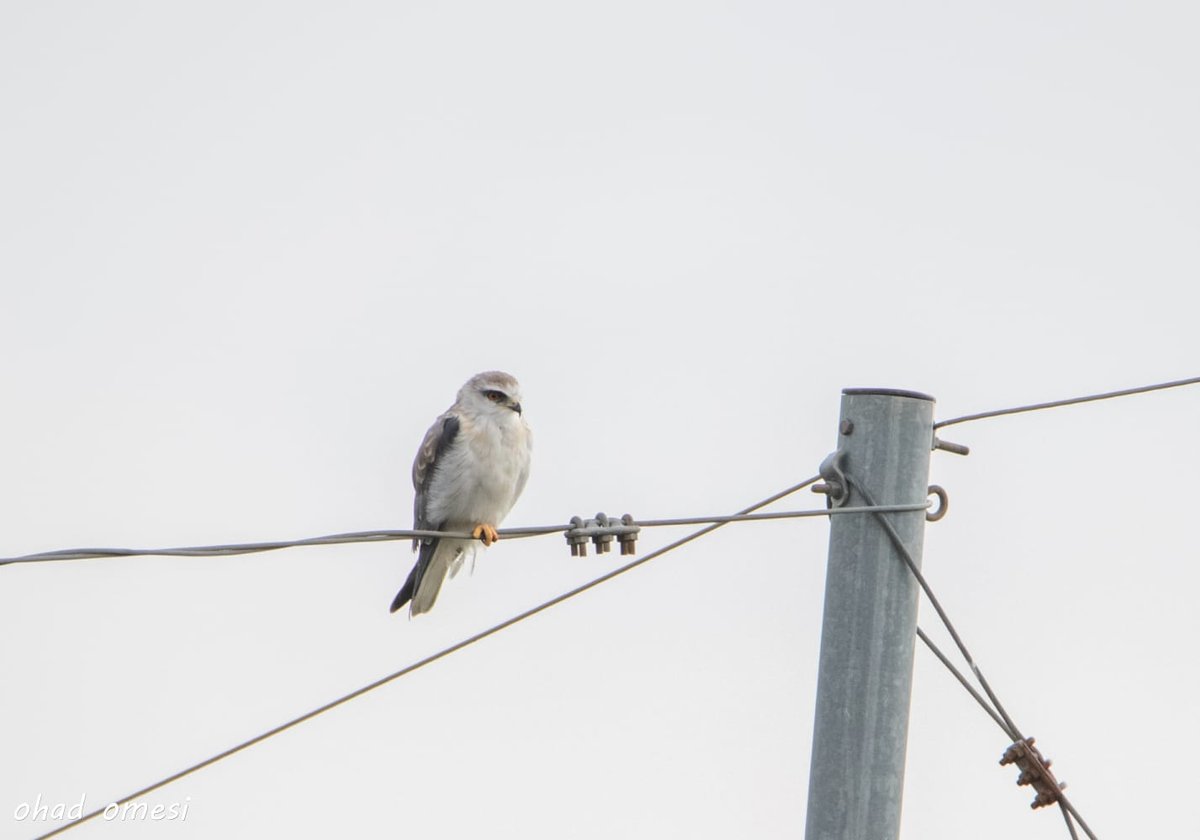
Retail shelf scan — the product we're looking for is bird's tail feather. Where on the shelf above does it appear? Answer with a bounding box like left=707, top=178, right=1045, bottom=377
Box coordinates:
left=389, top=539, right=465, bottom=616
left=390, top=539, right=434, bottom=614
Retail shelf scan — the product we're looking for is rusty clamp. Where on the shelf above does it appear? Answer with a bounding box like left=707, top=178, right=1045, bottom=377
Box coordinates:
left=999, top=737, right=1065, bottom=809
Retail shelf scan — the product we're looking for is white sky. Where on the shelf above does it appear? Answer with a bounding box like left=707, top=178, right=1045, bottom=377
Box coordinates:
left=2, top=2, right=1197, bottom=838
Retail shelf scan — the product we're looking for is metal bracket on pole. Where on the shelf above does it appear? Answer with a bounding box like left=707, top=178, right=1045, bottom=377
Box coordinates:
left=813, top=450, right=851, bottom=508
left=925, top=485, right=949, bottom=522
left=933, top=436, right=971, bottom=456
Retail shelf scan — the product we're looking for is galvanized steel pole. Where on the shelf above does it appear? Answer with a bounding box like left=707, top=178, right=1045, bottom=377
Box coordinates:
left=804, top=388, right=935, bottom=840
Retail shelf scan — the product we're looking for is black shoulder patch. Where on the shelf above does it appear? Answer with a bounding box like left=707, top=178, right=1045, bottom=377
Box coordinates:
left=436, top=415, right=460, bottom=461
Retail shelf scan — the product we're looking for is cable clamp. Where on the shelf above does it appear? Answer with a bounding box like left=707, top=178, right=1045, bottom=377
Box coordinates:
left=999, top=737, right=1065, bottom=809
left=565, top=513, right=640, bottom=557
left=812, top=450, right=850, bottom=507
left=616, top=514, right=639, bottom=556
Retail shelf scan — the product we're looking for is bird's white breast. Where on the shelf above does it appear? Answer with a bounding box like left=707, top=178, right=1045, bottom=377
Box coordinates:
left=424, top=411, right=531, bottom=529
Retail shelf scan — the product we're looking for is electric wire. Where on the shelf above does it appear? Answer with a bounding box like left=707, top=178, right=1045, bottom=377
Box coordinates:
left=853, top=478, right=1099, bottom=840
left=0, top=502, right=926, bottom=567
left=29, top=476, right=821, bottom=840
left=916, top=627, right=1008, bottom=734
left=935, top=374, right=1200, bottom=429
left=1058, top=798, right=1099, bottom=840
left=1062, top=803, right=1082, bottom=840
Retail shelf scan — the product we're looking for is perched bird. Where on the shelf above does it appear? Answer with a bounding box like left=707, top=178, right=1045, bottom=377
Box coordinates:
left=390, top=371, right=532, bottom=616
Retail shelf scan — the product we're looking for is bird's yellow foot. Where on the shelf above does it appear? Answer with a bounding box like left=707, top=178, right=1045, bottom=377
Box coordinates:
left=472, top=523, right=500, bottom=546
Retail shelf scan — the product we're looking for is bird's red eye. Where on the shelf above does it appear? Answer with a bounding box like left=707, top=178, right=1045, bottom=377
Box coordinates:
left=484, top=390, right=504, bottom=402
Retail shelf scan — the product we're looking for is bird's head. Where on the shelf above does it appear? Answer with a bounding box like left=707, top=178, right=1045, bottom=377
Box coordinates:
left=460, top=370, right=524, bottom=419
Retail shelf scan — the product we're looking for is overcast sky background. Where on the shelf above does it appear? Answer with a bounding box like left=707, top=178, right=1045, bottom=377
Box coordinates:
left=2, top=2, right=1197, bottom=838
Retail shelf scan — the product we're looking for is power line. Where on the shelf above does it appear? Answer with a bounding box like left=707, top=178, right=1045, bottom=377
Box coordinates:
left=916, top=627, right=1008, bottom=734
left=935, top=374, right=1200, bottom=429
left=0, top=501, right=927, bottom=567
left=1061, top=805, right=1081, bottom=840
left=1058, top=798, right=1098, bottom=840
left=853, top=478, right=1098, bottom=840
left=29, top=476, right=820, bottom=840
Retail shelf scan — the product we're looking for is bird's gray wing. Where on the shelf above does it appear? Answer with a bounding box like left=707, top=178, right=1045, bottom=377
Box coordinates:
left=411, top=412, right=462, bottom=542
left=391, top=412, right=461, bottom=614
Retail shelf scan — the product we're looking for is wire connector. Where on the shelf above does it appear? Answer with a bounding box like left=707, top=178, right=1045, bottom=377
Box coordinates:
left=566, top=516, right=590, bottom=556
left=565, top=514, right=640, bottom=557
left=591, top=513, right=616, bottom=555
left=617, top=514, right=639, bottom=555
left=999, top=737, right=1065, bottom=809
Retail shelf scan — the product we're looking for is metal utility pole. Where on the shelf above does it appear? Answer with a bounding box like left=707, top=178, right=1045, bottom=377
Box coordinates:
left=804, top=388, right=935, bottom=840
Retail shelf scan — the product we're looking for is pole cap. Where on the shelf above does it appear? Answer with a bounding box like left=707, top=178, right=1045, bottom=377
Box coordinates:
left=842, top=387, right=935, bottom=402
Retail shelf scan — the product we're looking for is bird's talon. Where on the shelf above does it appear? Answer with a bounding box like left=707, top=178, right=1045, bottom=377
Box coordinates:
left=472, top=524, right=500, bottom=546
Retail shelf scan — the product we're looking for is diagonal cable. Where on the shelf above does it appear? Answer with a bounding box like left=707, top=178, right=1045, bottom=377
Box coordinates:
left=916, top=627, right=1009, bottom=734
left=1061, top=804, right=1081, bottom=840
left=28, top=475, right=820, bottom=840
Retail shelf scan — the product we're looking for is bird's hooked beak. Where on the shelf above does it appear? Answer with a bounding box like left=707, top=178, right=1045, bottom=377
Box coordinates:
left=510, top=401, right=523, bottom=415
